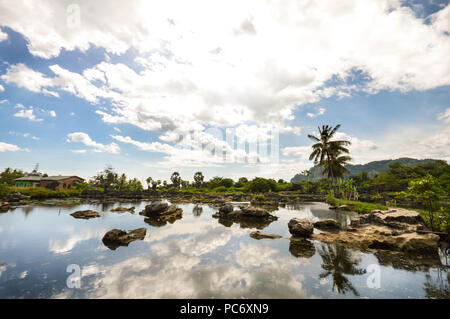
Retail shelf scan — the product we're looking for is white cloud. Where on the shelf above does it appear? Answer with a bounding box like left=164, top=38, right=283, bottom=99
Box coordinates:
left=0, top=84, right=4, bottom=92
left=70, top=149, right=87, bottom=154
left=0, top=141, right=22, bottom=152
left=49, top=110, right=56, bottom=117
left=282, top=146, right=312, bottom=158
left=1, top=0, right=449, bottom=143
left=13, top=107, right=43, bottom=122
left=9, top=131, right=40, bottom=140
left=437, top=107, right=450, bottom=123
left=67, top=132, right=120, bottom=154
left=0, top=28, right=7, bottom=42
left=306, top=107, right=326, bottom=118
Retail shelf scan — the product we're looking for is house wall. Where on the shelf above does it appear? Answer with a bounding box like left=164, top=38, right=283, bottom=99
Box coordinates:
left=40, top=177, right=84, bottom=190
left=14, top=180, right=33, bottom=187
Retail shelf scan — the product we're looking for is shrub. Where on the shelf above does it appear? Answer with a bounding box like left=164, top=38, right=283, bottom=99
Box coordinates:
left=254, top=194, right=265, bottom=201
left=0, top=183, right=12, bottom=198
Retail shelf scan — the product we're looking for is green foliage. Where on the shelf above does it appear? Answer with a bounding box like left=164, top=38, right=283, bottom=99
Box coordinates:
left=0, top=168, right=25, bottom=185
left=170, top=172, right=181, bottom=187
left=407, top=174, right=445, bottom=231
left=247, top=177, right=277, bottom=193
left=254, top=194, right=265, bottom=201
left=206, top=176, right=234, bottom=189
left=194, top=172, right=204, bottom=188
left=13, top=187, right=82, bottom=199
left=326, top=194, right=388, bottom=214
left=92, top=166, right=144, bottom=191
left=0, top=183, right=12, bottom=197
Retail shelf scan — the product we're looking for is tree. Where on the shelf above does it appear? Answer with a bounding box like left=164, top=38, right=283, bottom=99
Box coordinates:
left=127, top=178, right=143, bottom=191
left=0, top=168, right=25, bottom=185
left=93, top=166, right=118, bottom=191
left=248, top=177, right=277, bottom=193
left=170, top=172, right=181, bottom=188
left=407, top=174, right=444, bottom=231
left=146, top=177, right=153, bottom=190
left=194, top=172, right=204, bottom=188
left=308, top=125, right=351, bottom=197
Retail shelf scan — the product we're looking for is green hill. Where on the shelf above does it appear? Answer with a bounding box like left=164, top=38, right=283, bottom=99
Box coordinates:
left=290, top=158, right=442, bottom=182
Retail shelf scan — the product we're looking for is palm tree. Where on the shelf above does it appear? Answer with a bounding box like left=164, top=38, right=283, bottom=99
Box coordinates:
left=146, top=177, right=152, bottom=190
left=194, top=171, right=204, bottom=188
left=308, top=124, right=351, bottom=197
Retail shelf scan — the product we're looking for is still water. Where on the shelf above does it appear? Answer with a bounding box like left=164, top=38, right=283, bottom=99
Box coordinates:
left=0, top=201, right=448, bottom=298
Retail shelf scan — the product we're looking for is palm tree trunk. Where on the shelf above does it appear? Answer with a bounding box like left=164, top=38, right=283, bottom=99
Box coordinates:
left=327, top=154, right=338, bottom=197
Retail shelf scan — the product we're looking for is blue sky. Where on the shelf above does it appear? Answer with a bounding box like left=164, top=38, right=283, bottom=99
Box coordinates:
left=0, top=0, right=449, bottom=183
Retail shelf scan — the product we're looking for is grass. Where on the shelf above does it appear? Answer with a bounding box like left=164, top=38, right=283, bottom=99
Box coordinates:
left=326, top=194, right=388, bottom=214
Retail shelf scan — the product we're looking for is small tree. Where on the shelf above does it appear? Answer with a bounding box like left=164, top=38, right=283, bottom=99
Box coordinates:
left=170, top=172, right=181, bottom=188
left=146, top=177, right=153, bottom=190
left=194, top=172, right=204, bottom=188
left=407, top=174, right=443, bottom=231
left=93, top=166, right=118, bottom=191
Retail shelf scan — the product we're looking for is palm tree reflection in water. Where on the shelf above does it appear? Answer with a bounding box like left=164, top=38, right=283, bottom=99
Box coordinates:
left=318, top=244, right=366, bottom=296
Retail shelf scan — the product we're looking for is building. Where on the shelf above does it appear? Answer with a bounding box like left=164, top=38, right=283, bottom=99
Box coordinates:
left=14, top=169, right=42, bottom=187
left=14, top=175, right=42, bottom=188
left=14, top=172, right=84, bottom=190
left=40, top=176, right=84, bottom=190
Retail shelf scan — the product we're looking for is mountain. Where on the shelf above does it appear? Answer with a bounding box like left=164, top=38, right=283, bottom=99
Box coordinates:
left=290, top=158, right=442, bottom=182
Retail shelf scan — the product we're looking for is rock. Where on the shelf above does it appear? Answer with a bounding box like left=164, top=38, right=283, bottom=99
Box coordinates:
left=111, top=206, right=135, bottom=212
left=288, top=218, right=314, bottom=238
left=249, top=231, right=281, bottom=240
left=289, top=238, right=316, bottom=258
left=0, top=202, right=10, bottom=212
left=219, top=203, right=234, bottom=214
left=3, top=192, right=30, bottom=203
left=329, top=205, right=338, bottom=210
left=70, top=210, right=100, bottom=219
left=337, top=205, right=351, bottom=211
left=102, top=228, right=146, bottom=250
left=140, top=202, right=183, bottom=223
left=213, top=205, right=278, bottom=221
left=312, top=224, right=440, bottom=256
left=313, top=219, right=340, bottom=230
left=237, top=206, right=278, bottom=219
left=217, top=216, right=276, bottom=230
left=143, top=201, right=169, bottom=214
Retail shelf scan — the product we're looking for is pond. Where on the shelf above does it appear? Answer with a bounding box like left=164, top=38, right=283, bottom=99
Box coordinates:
left=0, top=201, right=448, bottom=298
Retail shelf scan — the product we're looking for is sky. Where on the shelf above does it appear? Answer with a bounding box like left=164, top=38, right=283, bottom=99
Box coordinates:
left=0, top=0, right=449, bottom=183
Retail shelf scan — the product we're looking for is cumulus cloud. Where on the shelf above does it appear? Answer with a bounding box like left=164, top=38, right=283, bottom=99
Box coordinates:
left=0, top=84, right=4, bottom=92
left=1, top=1, right=449, bottom=139
left=13, top=107, right=43, bottom=122
left=0, top=141, right=22, bottom=152
left=67, top=132, right=120, bottom=154
left=0, top=28, right=7, bottom=42
left=49, top=110, right=56, bottom=117
left=306, top=107, right=326, bottom=118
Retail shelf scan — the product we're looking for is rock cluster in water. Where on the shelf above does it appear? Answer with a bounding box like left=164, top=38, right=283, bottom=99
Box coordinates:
left=102, top=228, right=147, bottom=250
left=213, top=204, right=278, bottom=220
left=139, top=201, right=182, bottom=223
left=312, top=208, right=441, bottom=256
left=70, top=210, right=100, bottom=219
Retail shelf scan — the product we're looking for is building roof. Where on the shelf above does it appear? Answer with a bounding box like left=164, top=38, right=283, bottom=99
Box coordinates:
left=41, top=176, right=84, bottom=181
left=14, top=176, right=42, bottom=181
left=15, top=175, right=84, bottom=182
